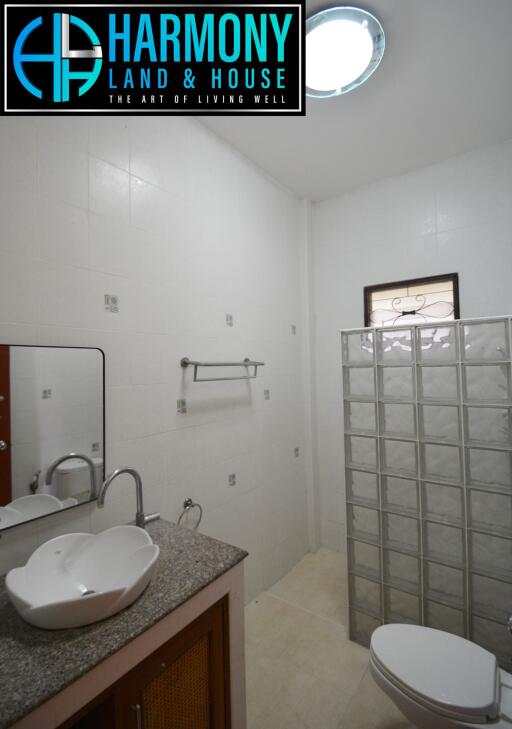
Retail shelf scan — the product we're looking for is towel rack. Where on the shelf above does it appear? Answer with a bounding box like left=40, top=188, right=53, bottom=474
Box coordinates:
left=180, top=357, right=265, bottom=382
left=177, top=498, right=203, bottom=530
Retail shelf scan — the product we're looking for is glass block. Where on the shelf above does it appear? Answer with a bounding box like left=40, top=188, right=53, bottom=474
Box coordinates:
left=380, top=403, right=416, bottom=438
left=350, top=610, right=381, bottom=648
left=346, top=435, right=378, bottom=470
left=417, top=325, right=458, bottom=363
left=377, top=328, right=415, bottom=364
left=462, top=320, right=510, bottom=361
left=342, top=331, right=375, bottom=364
left=384, top=586, right=420, bottom=623
left=383, top=512, right=419, bottom=554
left=344, top=367, right=376, bottom=399
left=425, top=601, right=465, bottom=637
left=421, top=443, right=462, bottom=483
left=383, top=550, right=419, bottom=593
left=469, top=490, right=512, bottom=537
left=472, top=573, right=512, bottom=623
left=348, top=540, right=381, bottom=580
left=472, top=616, right=509, bottom=665
left=349, top=574, right=381, bottom=616
left=378, top=366, right=415, bottom=401
left=471, top=532, right=512, bottom=581
left=347, top=505, right=380, bottom=544
left=381, top=476, right=418, bottom=516
left=425, top=562, right=465, bottom=608
left=463, top=364, right=511, bottom=403
left=419, top=404, right=461, bottom=443
left=346, top=469, right=379, bottom=508
left=381, top=439, right=418, bottom=478
left=465, top=406, right=512, bottom=446
left=345, top=401, right=377, bottom=435
left=423, top=482, right=463, bottom=526
left=467, top=447, right=512, bottom=490
left=419, top=366, right=459, bottom=402
left=424, top=522, right=464, bottom=567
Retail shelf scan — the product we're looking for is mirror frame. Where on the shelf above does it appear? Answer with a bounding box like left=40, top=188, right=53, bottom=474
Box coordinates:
left=0, top=344, right=105, bottom=532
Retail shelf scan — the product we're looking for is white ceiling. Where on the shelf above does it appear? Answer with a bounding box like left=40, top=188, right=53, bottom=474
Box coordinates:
left=202, top=0, right=512, bottom=201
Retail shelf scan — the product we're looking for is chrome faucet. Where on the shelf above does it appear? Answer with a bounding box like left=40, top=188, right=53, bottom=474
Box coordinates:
left=46, top=453, right=97, bottom=497
left=98, top=467, right=160, bottom=528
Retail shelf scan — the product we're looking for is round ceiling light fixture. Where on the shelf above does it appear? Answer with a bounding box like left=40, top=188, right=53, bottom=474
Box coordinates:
left=306, top=6, right=385, bottom=98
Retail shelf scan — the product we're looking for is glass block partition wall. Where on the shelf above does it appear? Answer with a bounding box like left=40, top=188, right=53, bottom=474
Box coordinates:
left=342, top=317, right=512, bottom=668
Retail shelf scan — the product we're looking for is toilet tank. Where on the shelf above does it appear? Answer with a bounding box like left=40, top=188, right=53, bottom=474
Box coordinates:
left=54, top=457, right=103, bottom=500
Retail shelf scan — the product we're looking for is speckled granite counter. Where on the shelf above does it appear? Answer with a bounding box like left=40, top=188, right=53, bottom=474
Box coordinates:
left=0, top=519, right=247, bottom=729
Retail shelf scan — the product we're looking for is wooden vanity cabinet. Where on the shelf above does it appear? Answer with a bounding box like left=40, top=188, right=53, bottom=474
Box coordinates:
left=62, top=599, right=230, bottom=729
left=116, top=597, right=230, bottom=729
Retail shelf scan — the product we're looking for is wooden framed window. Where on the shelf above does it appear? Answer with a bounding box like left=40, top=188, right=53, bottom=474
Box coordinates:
left=364, top=273, right=460, bottom=328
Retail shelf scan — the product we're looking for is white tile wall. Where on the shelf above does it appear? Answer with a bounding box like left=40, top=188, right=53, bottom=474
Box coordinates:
left=310, top=140, right=512, bottom=553
left=0, top=117, right=309, bottom=600
left=4, top=117, right=509, bottom=586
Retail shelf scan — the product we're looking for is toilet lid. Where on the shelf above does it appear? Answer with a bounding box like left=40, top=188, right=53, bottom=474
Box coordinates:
left=370, top=624, right=499, bottom=722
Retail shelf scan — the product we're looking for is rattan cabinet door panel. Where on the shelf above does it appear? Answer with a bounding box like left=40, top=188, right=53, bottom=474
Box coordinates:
left=142, top=635, right=210, bottom=729
left=116, top=599, right=230, bottom=729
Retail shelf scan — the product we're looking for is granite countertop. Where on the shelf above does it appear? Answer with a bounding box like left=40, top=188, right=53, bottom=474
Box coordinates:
left=0, top=519, right=247, bottom=729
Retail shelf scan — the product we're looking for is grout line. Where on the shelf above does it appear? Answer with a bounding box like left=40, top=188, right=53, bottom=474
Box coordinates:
left=337, top=665, right=371, bottom=728
left=259, top=589, right=350, bottom=632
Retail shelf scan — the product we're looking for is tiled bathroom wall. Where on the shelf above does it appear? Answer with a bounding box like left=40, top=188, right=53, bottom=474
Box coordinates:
left=343, top=318, right=512, bottom=667
left=310, top=140, right=512, bottom=555
left=0, top=117, right=310, bottom=598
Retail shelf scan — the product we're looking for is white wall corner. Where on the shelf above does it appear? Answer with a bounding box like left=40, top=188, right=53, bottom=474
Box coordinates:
left=299, top=198, right=321, bottom=552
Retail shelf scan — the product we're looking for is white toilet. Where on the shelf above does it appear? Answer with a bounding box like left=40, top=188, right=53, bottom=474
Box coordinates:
left=370, top=624, right=512, bottom=728
left=53, top=457, right=103, bottom=500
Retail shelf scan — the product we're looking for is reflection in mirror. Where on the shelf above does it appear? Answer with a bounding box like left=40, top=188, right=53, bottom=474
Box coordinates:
left=0, top=346, right=105, bottom=530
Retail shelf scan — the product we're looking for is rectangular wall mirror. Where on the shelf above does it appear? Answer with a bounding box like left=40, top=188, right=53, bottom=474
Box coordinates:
left=0, top=346, right=105, bottom=531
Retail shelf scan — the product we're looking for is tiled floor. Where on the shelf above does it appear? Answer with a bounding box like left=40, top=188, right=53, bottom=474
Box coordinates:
left=245, top=548, right=414, bottom=729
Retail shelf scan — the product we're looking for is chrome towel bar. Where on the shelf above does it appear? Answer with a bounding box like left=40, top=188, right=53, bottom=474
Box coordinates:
left=180, top=357, right=265, bottom=382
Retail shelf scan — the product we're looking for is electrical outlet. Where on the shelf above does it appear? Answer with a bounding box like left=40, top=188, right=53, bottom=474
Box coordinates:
left=225, top=313, right=234, bottom=327
left=92, top=442, right=100, bottom=453
left=42, top=388, right=52, bottom=399
left=291, top=324, right=297, bottom=335
left=177, top=399, right=187, bottom=414
left=228, top=473, right=236, bottom=487
left=294, top=447, right=300, bottom=457
left=264, top=389, right=270, bottom=400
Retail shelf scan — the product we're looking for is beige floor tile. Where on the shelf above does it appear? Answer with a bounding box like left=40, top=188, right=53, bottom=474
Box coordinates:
left=285, top=612, right=368, bottom=692
left=251, top=701, right=309, bottom=729
left=246, top=548, right=409, bottom=729
left=246, top=653, right=297, bottom=726
left=254, top=671, right=353, bottom=729
left=279, top=669, right=357, bottom=729
left=337, top=669, right=415, bottom=729
left=246, top=592, right=324, bottom=658
left=268, top=547, right=348, bottom=625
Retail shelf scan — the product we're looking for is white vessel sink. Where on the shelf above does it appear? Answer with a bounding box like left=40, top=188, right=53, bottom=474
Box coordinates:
left=6, top=525, right=159, bottom=629
left=0, top=505, right=25, bottom=528
left=0, top=494, right=78, bottom=527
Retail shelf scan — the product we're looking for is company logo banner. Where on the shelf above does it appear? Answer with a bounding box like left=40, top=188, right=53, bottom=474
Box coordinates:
left=3, top=2, right=304, bottom=114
